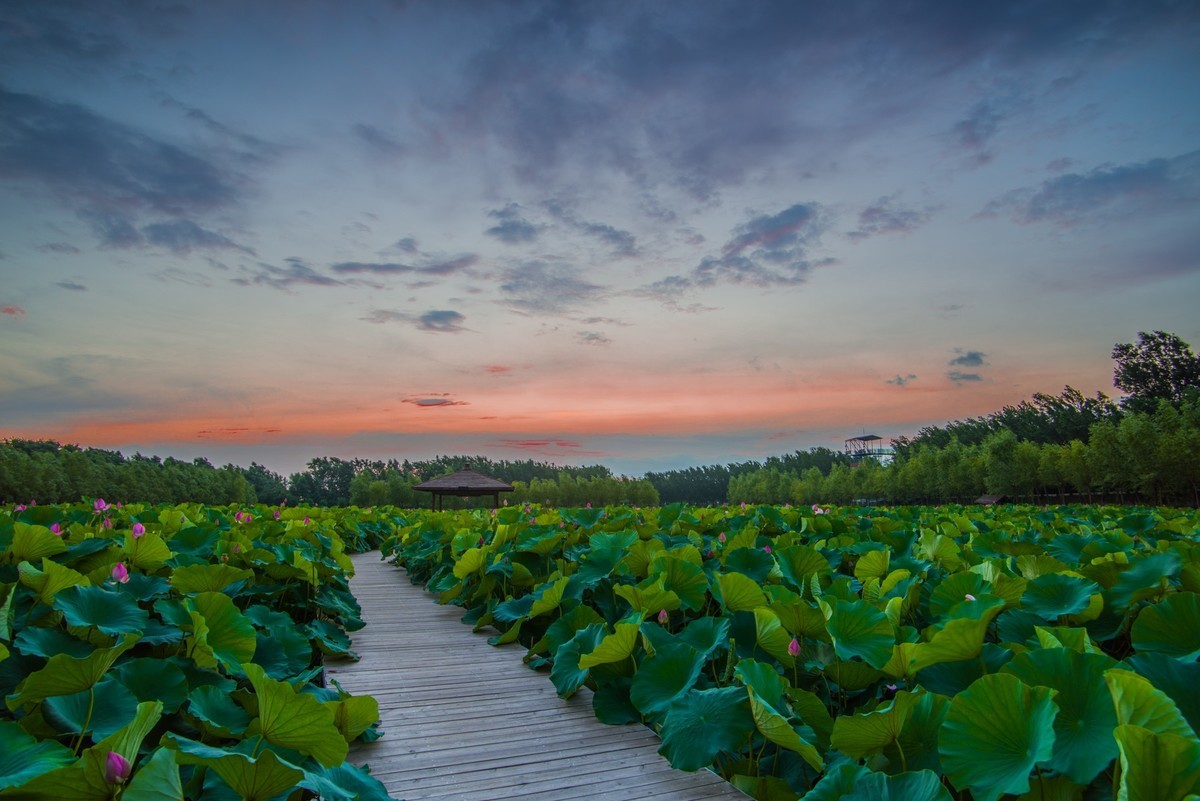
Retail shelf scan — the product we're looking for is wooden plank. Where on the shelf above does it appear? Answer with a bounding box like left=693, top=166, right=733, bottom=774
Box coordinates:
left=331, top=552, right=749, bottom=801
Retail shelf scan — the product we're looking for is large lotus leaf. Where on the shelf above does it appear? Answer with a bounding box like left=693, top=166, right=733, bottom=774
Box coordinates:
left=7, top=523, right=68, bottom=562
left=122, top=531, right=173, bottom=571
left=1105, top=552, right=1181, bottom=612
left=94, top=699, right=164, bottom=767
left=592, top=676, right=639, bottom=725
left=299, top=762, right=393, bottom=801
left=652, top=554, right=709, bottom=611
left=803, top=763, right=871, bottom=801
left=939, top=673, right=1058, bottom=801
left=575, top=531, right=637, bottom=585
left=242, top=663, right=347, bottom=768
left=530, top=604, right=603, bottom=657
left=928, top=571, right=989, bottom=619
left=451, top=546, right=486, bottom=579
left=44, top=678, right=138, bottom=739
left=788, top=687, right=834, bottom=748
left=138, top=618, right=184, bottom=647
left=844, top=769, right=954, bottom=801
left=630, top=639, right=705, bottom=716
left=252, top=629, right=313, bottom=680
left=185, top=591, right=256, bottom=673
left=324, top=694, right=380, bottom=742
left=714, top=572, right=768, bottom=612
left=768, top=591, right=829, bottom=641
left=528, top=575, right=572, bottom=618
left=8, top=633, right=138, bottom=708
left=308, top=619, right=354, bottom=658
left=658, top=686, right=755, bottom=772
left=122, top=747, right=183, bottom=801
left=118, top=573, right=172, bottom=603
left=577, top=619, right=641, bottom=669
left=820, top=598, right=895, bottom=669
left=854, top=548, right=891, bottom=582
left=1022, top=574, right=1100, bottom=620
left=831, top=691, right=919, bottom=760
left=1012, top=774, right=1088, bottom=801
left=1114, top=724, right=1200, bottom=801
left=1034, top=625, right=1101, bottom=654
left=0, top=720, right=75, bottom=790
left=774, top=544, right=832, bottom=593
left=1104, top=668, right=1195, bottom=738
left=13, top=626, right=94, bottom=659
left=885, top=690, right=951, bottom=776
left=169, top=563, right=254, bottom=595
left=112, top=658, right=189, bottom=714
left=908, top=597, right=1005, bottom=674
left=18, top=558, right=88, bottom=605
left=916, top=642, right=1014, bottom=697
left=724, top=547, right=775, bottom=582
left=614, top=578, right=680, bottom=616
left=165, top=734, right=305, bottom=801
left=1131, top=592, right=1200, bottom=660
left=1001, top=647, right=1119, bottom=783
left=753, top=606, right=797, bottom=668
left=1126, top=653, right=1200, bottom=733
left=677, top=615, right=730, bottom=659
left=54, top=584, right=149, bottom=636
left=824, top=658, right=884, bottom=691
left=186, top=685, right=252, bottom=738
left=746, top=683, right=824, bottom=771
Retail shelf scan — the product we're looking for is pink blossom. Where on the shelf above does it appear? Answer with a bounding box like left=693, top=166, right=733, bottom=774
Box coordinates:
left=718, top=533, right=726, bottom=543
left=657, top=609, right=669, bottom=625
left=50, top=523, right=62, bottom=536
left=14, top=504, right=26, bottom=511
left=303, top=517, right=311, bottom=525
left=111, top=562, right=130, bottom=584
left=101, top=517, right=113, bottom=530
left=787, top=637, right=801, bottom=657
left=131, top=522, right=145, bottom=538
left=273, top=510, right=281, bottom=520
left=764, top=545, right=772, bottom=554
left=232, top=544, right=241, bottom=554
left=94, top=499, right=109, bottom=512
left=104, top=751, right=131, bottom=784
left=964, top=593, right=977, bottom=602
left=586, top=502, right=592, bottom=509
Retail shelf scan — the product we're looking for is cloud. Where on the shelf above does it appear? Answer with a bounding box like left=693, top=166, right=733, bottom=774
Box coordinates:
left=402, top=395, right=469, bottom=408
left=353, top=123, right=407, bottom=159
left=543, top=200, right=637, bottom=257
left=981, top=150, right=1200, bottom=226
left=55, top=280, right=87, bottom=291
left=948, top=349, right=987, bottom=367
left=485, top=203, right=539, bottom=243
left=887, top=374, right=917, bottom=387
left=331, top=254, right=477, bottom=278
left=576, top=330, right=611, bottom=345
left=947, top=371, right=984, bottom=383
left=495, top=438, right=605, bottom=457
left=499, top=260, right=604, bottom=314
left=417, top=310, right=467, bottom=333
left=39, top=242, right=80, bottom=254
left=81, top=211, right=143, bottom=248
left=232, top=258, right=344, bottom=290
left=483, top=365, right=513, bottom=374
left=1, top=304, right=26, bottom=316
left=847, top=195, right=935, bottom=241
left=143, top=219, right=252, bottom=255
left=390, top=237, right=419, bottom=253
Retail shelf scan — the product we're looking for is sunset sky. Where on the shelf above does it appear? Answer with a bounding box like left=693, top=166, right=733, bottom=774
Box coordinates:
left=2, top=1, right=1198, bottom=477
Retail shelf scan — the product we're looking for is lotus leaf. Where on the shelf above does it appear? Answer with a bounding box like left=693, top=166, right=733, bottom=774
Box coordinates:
left=1104, top=668, right=1195, bottom=738
left=820, top=598, right=895, bottom=669
left=831, top=691, right=919, bottom=761
left=44, top=679, right=138, bottom=739
left=1105, top=552, right=1181, bottom=612
left=8, top=633, right=138, bottom=708
left=1114, top=724, right=1200, bottom=801
left=166, top=734, right=306, bottom=801
left=18, top=558, right=87, bottom=605
left=185, top=591, right=256, bottom=673
left=1131, top=591, right=1200, bottom=659
left=0, top=720, right=74, bottom=791
left=657, top=686, right=755, bottom=772
left=242, top=663, right=348, bottom=768
left=1022, top=574, right=1100, bottom=619
left=13, top=627, right=94, bottom=659
left=54, top=584, right=149, bottom=636
left=577, top=619, right=641, bottom=669
left=113, top=658, right=190, bottom=714
left=939, top=673, right=1058, bottom=801
left=122, top=747, right=183, bottom=801
left=325, top=694, right=380, bottom=742
left=843, top=769, right=954, bottom=801
left=650, top=554, right=709, bottom=611
left=753, top=607, right=797, bottom=668
left=1126, top=653, right=1200, bottom=733
left=6, top=524, right=68, bottom=563
left=169, top=563, right=254, bottom=594
left=550, top=622, right=605, bottom=698
left=186, top=685, right=252, bottom=738
left=714, top=571, right=768, bottom=612
left=630, top=638, right=705, bottom=716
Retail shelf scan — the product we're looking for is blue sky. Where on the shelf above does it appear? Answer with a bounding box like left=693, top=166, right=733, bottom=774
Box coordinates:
left=1, top=0, right=1198, bottom=477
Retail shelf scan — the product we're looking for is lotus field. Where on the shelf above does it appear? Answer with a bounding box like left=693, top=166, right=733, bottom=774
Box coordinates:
left=383, top=503, right=1200, bottom=801
left=0, top=501, right=396, bottom=800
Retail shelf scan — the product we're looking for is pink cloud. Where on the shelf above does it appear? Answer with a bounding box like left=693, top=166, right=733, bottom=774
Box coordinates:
left=1, top=304, right=26, bottom=316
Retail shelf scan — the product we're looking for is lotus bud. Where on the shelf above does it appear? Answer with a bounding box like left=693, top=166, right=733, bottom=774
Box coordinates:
left=131, top=522, right=145, bottom=538
left=964, top=593, right=976, bottom=601
left=94, top=499, right=109, bottom=512
left=718, top=532, right=726, bottom=543
left=105, top=751, right=131, bottom=784
left=787, top=637, right=801, bottom=657
left=657, top=609, right=669, bottom=626
left=111, top=562, right=130, bottom=584
left=50, top=523, right=62, bottom=536
left=764, top=545, right=772, bottom=554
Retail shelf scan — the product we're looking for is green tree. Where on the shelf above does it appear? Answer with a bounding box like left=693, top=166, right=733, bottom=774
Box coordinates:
left=1112, top=330, right=1200, bottom=412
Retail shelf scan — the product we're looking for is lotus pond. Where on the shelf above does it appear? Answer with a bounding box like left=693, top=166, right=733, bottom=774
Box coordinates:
left=384, top=502, right=1200, bottom=801
left=0, top=501, right=397, bottom=800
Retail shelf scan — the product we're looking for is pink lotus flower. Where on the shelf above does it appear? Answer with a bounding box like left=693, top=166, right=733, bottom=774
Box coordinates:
left=111, top=562, right=130, bottom=584
left=718, top=533, right=726, bottom=543
left=764, top=545, right=772, bottom=554
left=102, top=517, right=113, bottom=530
left=964, top=593, right=977, bottom=601
left=657, top=609, right=669, bottom=625
left=303, top=517, right=311, bottom=525
left=14, top=504, right=26, bottom=511
left=104, top=751, right=131, bottom=784
left=586, top=502, right=592, bottom=509
left=787, top=637, right=801, bottom=657
left=232, top=544, right=241, bottom=554
left=50, top=523, right=62, bottom=536
left=131, top=522, right=145, bottom=538
left=94, top=499, right=109, bottom=512
left=273, top=510, right=281, bottom=520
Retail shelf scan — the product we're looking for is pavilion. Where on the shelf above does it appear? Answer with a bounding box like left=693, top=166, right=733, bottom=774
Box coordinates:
left=413, top=464, right=515, bottom=510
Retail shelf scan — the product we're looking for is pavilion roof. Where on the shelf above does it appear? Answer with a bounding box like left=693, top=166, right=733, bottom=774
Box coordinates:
left=413, top=465, right=514, bottom=495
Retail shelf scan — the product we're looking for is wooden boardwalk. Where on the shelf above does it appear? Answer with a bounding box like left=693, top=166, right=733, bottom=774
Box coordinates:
left=326, top=552, right=750, bottom=801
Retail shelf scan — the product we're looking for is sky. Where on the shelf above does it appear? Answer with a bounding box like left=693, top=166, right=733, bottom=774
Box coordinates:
left=2, top=1, right=1199, bottom=478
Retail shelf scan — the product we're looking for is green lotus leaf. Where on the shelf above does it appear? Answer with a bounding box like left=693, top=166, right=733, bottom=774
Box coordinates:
left=724, top=547, right=775, bottom=582
left=824, top=658, right=886, bottom=691
left=1132, top=592, right=1200, bottom=660
left=252, top=628, right=313, bottom=679
left=0, top=720, right=75, bottom=791
left=831, top=691, right=919, bottom=760
left=854, top=548, right=891, bottom=582
left=939, top=673, right=1058, bottom=801
left=18, top=558, right=87, bottom=605
left=746, top=683, right=824, bottom=772
left=592, top=676, right=639, bottom=725
left=530, top=604, right=603, bottom=656
left=122, top=531, right=173, bottom=571
left=908, top=597, right=1005, bottom=674
left=1012, top=774, right=1088, bottom=801
left=577, top=619, right=641, bottom=669
left=44, top=678, right=138, bottom=739
left=1104, top=668, right=1195, bottom=738
left=243, top=663, right=347, bottom=768
left=1001, top=647, right=1119, bottom=783
left=788, top=686, right=835, bottom=748
left=298, top=761, right=394, bottom=801
left=94, top=699, right=164, bottom=767
left=112, top=658, right=189, bottom=714
left=885, top=690, right=951, bottom=775
left=1114, top=724, right=1200, bottom=801
left=657, top=686, right=755, bottom=772
left=528, top=575, right=573, bottom=618
left=186, top=685, right=252, bottom=738
left=714, top=571, right=768, bottom=612
left=9, top=633, right=138, bottom=708
left=820, top=598, right=896, bottom=669
left=1034, top=625, right=1101, bottom=654
left=6, top=523, right=68, bottom=563
left=677, top=616, right=730, bottom=658
left=734, top=658, right=786, bottom=707
left=753, top=606, right=797, bottom=668
left=1126, top=653, right=1200, bottom=733
left=54, top=584, right=149, bottom=636
left=768, top=591, right=829, bottom=640
left=308, top=619, right=354, bottom=657
left=1022, top=574, right=1100, bottom=619
left=122, top=747, right=183, bottom=801
left=185, top=591, right=256, bottom=673
left=774, top=544, right=833, bottom=593
left=574, top=530, right=637, bottom=585
left=1105, top=552, right=1181, bottom=612
left=630, top=638, right=705, bottom=716
left=803, top=763, right=871, bottom=801
left=843, top=769, right=954, bottom=801
left=614, top=577, right=680, bottom=616
left=165, top=734, right=305, bottom=801
left=169, top=563, right=254, bottom=595
left=652, top=554, right=709, bottom=611
left=13, top=627, right=94, bottom=659
left=324, top=694, right=380, bottom=742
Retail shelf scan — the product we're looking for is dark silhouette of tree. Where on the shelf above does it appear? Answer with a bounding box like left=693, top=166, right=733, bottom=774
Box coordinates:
left=1112, top=330, right=1200, bottom=412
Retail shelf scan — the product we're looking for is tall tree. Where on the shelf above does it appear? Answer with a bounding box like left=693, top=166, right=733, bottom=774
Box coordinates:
left=1112, top=330, right=1200, bottom=412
